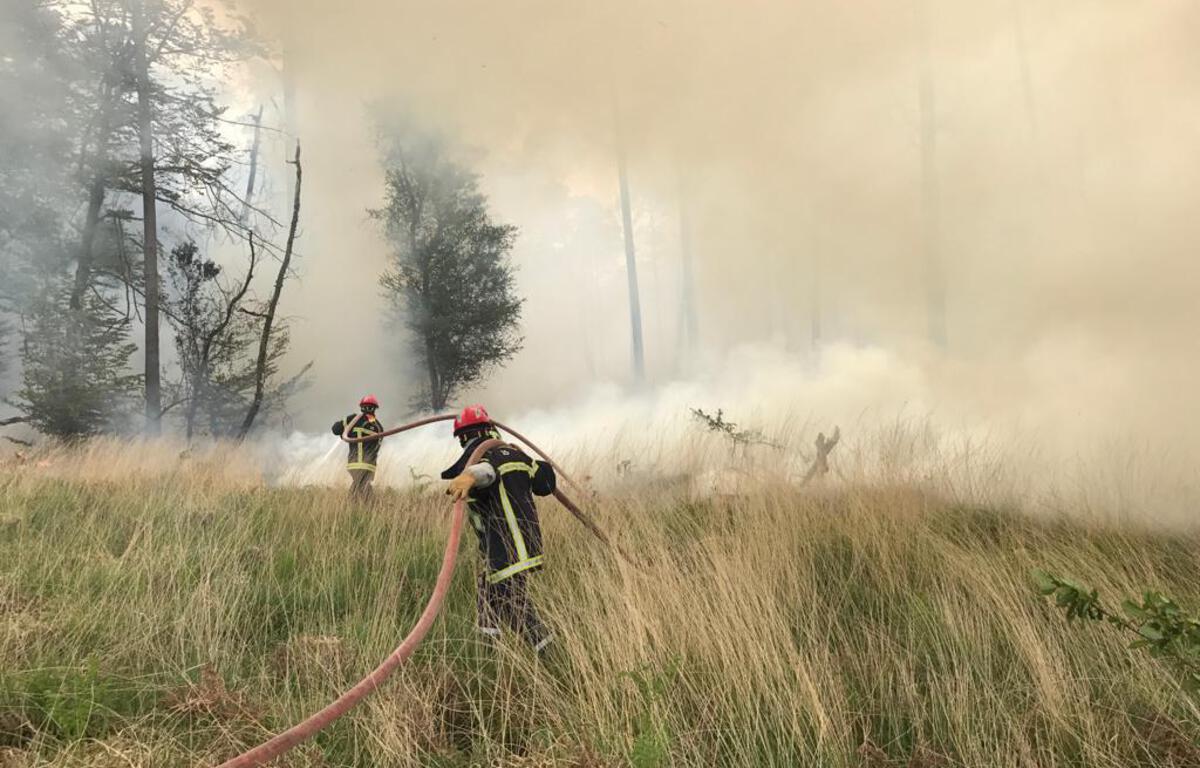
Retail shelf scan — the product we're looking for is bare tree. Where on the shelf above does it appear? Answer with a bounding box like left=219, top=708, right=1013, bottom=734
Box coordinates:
left=676, top=169, right=699, bottom=369
left=167, top=238, right=255, bottom=438
left=131, top=0, right=162, bottom=433
left=237, top=142, right=302, bottom=441
left=240, top=104, right=264, bottom=223
left=615, top=106, right=646, bottom=384
left=917, top=0, right=947, bottom=348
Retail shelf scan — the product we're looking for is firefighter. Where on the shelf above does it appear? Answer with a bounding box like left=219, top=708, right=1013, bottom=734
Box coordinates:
left=442, top=404, right=557, bottom=653
left=331, top=395, right=385, bottom=499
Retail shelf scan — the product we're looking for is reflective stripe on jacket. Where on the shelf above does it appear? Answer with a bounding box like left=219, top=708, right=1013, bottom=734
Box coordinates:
left=331, top=413, right=384, bottom=471
left=442, top=438, right=556, bottom=582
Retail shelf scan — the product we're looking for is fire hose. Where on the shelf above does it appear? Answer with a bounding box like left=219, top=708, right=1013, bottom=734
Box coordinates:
left=338, top=413, right=622, bottom=556
left=215, top=416, right=626, bottom=768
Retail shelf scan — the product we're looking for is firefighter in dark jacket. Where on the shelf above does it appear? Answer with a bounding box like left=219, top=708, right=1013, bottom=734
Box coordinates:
left=442, top=404, right=557, bottom=652
left=331, top=395, right=384, bottom=499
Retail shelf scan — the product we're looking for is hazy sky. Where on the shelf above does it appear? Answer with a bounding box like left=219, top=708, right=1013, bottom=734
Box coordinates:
left=216, top=0, right=1200, bottom=476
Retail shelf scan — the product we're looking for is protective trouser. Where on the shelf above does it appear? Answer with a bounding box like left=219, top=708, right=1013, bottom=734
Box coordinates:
left=348, top=468, right=374, bottom=500
left=476, top=571, right=554, bottom=652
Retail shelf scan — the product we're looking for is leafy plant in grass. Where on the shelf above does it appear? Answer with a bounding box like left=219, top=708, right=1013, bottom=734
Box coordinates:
left=617, top=657, right=681, bottom=768
left=2, top=659, right=156, bottom=743
left=1033, top=569, right=1200, bottom=695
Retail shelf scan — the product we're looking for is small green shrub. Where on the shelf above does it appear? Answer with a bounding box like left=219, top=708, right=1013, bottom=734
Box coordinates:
left=1034, top=569, right=1200, bottom=695
left=1, top=659, right=157, bottom=743
left=618, top=657, right=681, bottom=768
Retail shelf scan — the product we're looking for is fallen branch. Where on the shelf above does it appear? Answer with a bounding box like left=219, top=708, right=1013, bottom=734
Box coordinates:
left=0, top=416, right=31, bottom=427
left=800, top=427, right=840, bottom=486
left=690, top=407, right=781, bottom=449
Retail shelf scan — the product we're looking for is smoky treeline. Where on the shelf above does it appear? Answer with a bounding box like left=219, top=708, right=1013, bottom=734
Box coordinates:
left=4, top=0, right=1200, bottom=464
left=0, top=0, right=310, bottom=441
left=0, top=0, right=525, bottom=444
left=243, top=0, right=1200, bottom=463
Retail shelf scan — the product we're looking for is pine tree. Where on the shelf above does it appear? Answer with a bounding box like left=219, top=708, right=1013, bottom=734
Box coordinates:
left=16, top=288, right=139, bottom=438
left=0, top=1, right=78, bottom=319
left=372, top=128, right=523, bottom=412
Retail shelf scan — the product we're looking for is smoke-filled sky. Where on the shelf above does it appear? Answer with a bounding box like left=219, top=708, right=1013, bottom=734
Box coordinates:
left=215, top=0, right=1200, bottom=488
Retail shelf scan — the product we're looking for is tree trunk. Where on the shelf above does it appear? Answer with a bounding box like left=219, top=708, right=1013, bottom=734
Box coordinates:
left=917, top=0, right=947, bottom=348
left=240, top=104, right=264, bottom=223
left=615, top=118, right=646, bottom=384
left=184, top=372, right=202, bottom=440
left=677, top=173, right=698, bottom=367
left=425, top=335, right=442, bottom=411
left=237, top=142, right=302, bottom=441
left=71, top=82, right=116, bottom=311
left=810, top=239, right=822, bottom=352
left=133, top=1, right=162, bottom=433
left=71, top=177, right=107, bottom=311
left=282, top=47, right=298, bottom=203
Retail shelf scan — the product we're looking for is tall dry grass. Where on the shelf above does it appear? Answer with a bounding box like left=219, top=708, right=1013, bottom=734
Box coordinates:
left=1, top=434, right=1199, bottom=767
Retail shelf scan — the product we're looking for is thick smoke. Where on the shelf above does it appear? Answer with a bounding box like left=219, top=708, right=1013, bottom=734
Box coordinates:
left=219, top=1, right=1200, bottom=520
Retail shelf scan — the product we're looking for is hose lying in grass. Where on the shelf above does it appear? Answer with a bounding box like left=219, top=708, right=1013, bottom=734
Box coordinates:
left=213, top=437, right=495, bottom=768
left=217, top=414, right=629, bottom=767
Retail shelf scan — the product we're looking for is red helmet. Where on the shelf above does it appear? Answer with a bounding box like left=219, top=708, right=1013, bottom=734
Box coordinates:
left=359, top=394, right=379, bottom=409
left=453, top=404, right=491, bottom=436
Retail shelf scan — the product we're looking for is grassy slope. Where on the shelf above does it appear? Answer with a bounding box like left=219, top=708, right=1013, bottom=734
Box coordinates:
left=1, top=461, right=1199, bottom=767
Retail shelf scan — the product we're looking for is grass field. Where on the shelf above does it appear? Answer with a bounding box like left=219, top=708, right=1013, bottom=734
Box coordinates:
left=1, top=438, right=1199, bottom=767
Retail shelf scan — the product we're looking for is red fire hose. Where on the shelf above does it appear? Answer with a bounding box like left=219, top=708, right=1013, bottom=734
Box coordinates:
left=339, top=413, right=586, bottom=492
left=340, top=413, right=619, bottom=554
left=216, top=414, right=627, bottom=768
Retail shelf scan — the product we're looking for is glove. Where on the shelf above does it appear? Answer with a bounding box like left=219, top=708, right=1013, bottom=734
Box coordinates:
left=446, top=472, right=476, bottom=501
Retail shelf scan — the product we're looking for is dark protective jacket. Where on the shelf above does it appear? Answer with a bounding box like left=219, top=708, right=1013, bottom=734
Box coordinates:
left=442, top=436, right=557, bottom=583
left=331, top=413, right=384, bottom=471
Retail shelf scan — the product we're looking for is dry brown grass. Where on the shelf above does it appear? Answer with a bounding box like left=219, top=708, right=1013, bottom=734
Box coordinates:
left=2, top=434, right=1199, bottom=766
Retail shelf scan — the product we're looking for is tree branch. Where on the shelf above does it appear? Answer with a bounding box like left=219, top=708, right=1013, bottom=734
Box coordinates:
left=237, top=142, right=302, bottom=441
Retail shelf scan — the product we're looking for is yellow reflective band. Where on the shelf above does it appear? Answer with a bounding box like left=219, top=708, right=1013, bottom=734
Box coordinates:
left=499, top=481, right=529, bottom=561
left=346, top=462, right=376, bottom=472
left=498, top=461, right=534, bottom=476
left=487, top=555, right=544, bottom=583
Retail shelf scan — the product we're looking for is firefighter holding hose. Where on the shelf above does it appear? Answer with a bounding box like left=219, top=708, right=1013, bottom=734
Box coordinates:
left=331, top=395, right=385, bottom=499
left=442, top=404, right=557, bottom=653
